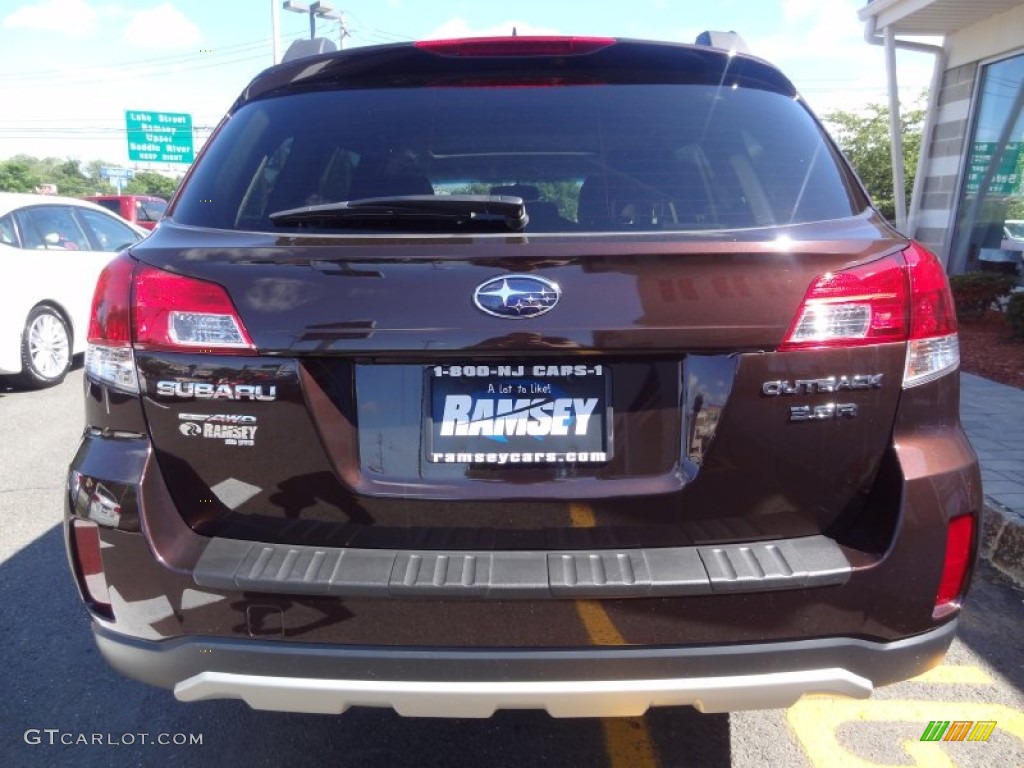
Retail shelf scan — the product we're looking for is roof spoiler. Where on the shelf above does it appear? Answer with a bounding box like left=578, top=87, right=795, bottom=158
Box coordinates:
left=695, top=30, right=750, bottom=55
left=282, top=37, right=337, bottom=63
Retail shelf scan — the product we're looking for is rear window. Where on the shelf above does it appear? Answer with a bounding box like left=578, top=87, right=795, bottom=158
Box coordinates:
left=135, top=198, right=167, bottom=223
left=174, top=83, right=860, bottom=234
left=91, top=199, right=121, bottom=215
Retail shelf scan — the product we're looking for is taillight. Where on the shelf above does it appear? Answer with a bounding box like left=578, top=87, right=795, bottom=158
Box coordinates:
left=85, top=257, right=256, bottom=391
left=86, top=253, right=138, bottom=393
left=415, top=36, right=615, bottom=57
left=779, top=252, right=908, bottom=349
left=88, top=253, right=133, bottom=344
left=934, top=515, right=974, bottom=618
left=780, top=242, right=959, bottom=388
left=902, top=242, right=959, bottom=387
left=133, top=264, right=255, bottom=353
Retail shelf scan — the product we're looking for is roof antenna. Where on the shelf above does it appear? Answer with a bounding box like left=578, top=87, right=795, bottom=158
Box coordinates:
left=512, top=26, right=517, bottom=36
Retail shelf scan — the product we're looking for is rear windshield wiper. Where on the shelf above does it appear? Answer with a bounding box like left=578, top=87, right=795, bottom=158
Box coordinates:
left=269, top=195, right=528, bottom=232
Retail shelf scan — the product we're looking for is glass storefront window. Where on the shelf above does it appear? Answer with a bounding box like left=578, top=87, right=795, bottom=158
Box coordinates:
left=949, top=51, right=1024, bottom=276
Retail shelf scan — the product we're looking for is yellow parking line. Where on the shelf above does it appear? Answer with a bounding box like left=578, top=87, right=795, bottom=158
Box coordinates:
left=569, top=502, right=659, bottom=768
left=576, top=600, right=628, bottom=647
left=909, top=664, right=994, bottom=686
left=569, top=501, right=597, bottom=527
left=787, top=697, right=1024, bottom=767
left=601, top=717, right=661, bottom=768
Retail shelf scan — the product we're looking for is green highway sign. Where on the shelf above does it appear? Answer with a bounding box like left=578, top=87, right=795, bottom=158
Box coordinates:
left=125, top=110, right=194, bottom=164
left=965, top=141, right=1021, bottom=196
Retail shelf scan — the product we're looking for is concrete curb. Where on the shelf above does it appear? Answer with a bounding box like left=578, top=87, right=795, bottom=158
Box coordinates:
left=981, top=499, right=1024, bottom=585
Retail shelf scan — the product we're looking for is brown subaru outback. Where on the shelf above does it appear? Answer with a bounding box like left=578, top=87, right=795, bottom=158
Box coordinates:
left=67, top=35, right=982, bottom=718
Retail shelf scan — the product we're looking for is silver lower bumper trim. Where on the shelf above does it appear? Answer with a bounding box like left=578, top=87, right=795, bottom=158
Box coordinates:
left=174, top=667, right=873, bottom=717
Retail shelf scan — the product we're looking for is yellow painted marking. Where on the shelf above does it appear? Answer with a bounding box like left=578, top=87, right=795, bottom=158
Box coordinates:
left=788, top=698, right=1024, bottom=767
left=601, top=717, right=661, bottom=768
left=910, top=665, right=993, bottom=685
left=569, top=501, right=596, bottom=528
left=901, top=740, right=957, bottom=768
left=576, top=600, right=626, bottom=647
left=570, top=502, right=658, bottom=768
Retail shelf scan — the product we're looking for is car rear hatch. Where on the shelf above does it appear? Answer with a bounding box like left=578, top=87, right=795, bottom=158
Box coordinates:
left=86, top=38, right=958, bottom=558
left=97, top=222, right=951, bottom=559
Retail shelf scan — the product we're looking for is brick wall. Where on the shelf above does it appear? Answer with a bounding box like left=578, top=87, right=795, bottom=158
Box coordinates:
left=913, top=61, right=977, bottom=269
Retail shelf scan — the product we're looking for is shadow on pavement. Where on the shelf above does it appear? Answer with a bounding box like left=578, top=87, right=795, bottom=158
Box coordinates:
left=1, top=525, right=732, bottom=768
left=0, top=356, right=84, bottom=396
left=956, top=561, right=1024, bottom=694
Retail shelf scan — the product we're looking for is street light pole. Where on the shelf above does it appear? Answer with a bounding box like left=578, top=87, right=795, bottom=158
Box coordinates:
left=270, top=0, right=280, bottom=64
left=282, top=1, right=347, bottom=48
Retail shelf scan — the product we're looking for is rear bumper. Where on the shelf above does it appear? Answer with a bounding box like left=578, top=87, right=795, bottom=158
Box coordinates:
left=93, top=620, right=958, bottom=717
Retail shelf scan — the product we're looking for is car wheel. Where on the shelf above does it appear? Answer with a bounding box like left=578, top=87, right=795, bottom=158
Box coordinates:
left=17, top=306, right=72, bottom=388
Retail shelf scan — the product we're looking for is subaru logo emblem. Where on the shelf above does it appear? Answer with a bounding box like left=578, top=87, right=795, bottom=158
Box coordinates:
left=473, top=275, right=561, bottom=319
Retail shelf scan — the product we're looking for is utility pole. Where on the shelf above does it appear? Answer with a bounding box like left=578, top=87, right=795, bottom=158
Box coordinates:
left=270, top=0, right=281, bottom=64
left=282, top=1, right=348, bottom=49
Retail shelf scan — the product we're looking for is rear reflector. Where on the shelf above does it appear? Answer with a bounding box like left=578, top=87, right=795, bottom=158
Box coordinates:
left=934, top=515, right=974, bottom=616
left=134, top=265, right=255, bottom=353
left=780, top=243, right=959, bottom=388
left=70, top=519, right=113, bottom=617
left=415, top=36, right=615, bottom=57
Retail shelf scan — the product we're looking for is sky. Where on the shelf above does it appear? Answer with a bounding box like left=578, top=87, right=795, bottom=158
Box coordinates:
left=0, top=0, right=938, bottom=167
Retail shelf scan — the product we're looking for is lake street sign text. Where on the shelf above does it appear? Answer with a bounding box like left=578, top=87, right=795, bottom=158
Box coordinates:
left=125, top=110, right=194, bottom=164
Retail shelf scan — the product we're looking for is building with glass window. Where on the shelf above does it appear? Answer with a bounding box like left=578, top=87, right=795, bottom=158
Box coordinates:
left=860, top=0, right=1024, bottom=275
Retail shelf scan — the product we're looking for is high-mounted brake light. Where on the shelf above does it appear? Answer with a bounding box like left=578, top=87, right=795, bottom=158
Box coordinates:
left=134, top=264, right=255, bottom=354
left=934, top=514, right=974, bottom=618
left=415, top=36, right=615, bottom=57
left=780, top=242, right=959, bottom=388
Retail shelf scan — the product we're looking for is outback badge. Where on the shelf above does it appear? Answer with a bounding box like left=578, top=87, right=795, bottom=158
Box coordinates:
left=473, top=275, right=561, bottom=319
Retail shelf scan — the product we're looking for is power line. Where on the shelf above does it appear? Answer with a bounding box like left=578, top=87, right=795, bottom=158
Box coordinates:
left=0, top=29, right=308, bottom=85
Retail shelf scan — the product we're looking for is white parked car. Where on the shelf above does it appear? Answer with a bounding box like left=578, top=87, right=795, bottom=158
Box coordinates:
left=0, top=193, right=147, bottom=388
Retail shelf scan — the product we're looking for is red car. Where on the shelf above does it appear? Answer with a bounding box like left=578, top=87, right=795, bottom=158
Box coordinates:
left=83, top=194, right=166, bottom=231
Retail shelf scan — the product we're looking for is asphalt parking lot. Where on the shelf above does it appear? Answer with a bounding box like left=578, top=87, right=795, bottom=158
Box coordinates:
left=1, top=367, right=1021, bottom=768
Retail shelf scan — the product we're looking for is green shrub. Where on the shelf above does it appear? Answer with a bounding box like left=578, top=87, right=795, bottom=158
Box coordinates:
left=948, top=272, right=1019, bottom=320
left=1008, top=292, right=1024, bottom=341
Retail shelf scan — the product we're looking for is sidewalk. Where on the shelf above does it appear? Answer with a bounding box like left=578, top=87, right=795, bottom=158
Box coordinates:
left=959, top=372, right=1024, bottom=582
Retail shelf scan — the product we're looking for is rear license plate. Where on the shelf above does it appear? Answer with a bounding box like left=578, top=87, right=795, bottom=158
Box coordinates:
left=426, top=363, right=612, bottom=464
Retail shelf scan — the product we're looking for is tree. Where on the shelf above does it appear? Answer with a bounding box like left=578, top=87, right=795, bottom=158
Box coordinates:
left=0, top=155, right=104, bottom=195
left=0, top=155, right=183, bottom=198
left=126, top=171, right=180, bottom=199
left=0, top=158, right=40, bottom=192
left=51, top=158, right=91, bottom=196
left=823, top=99, right=925, bottom=222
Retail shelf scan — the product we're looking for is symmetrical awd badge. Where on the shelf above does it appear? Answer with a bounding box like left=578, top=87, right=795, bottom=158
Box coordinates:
left=473, top=275, right=561, bottom=319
